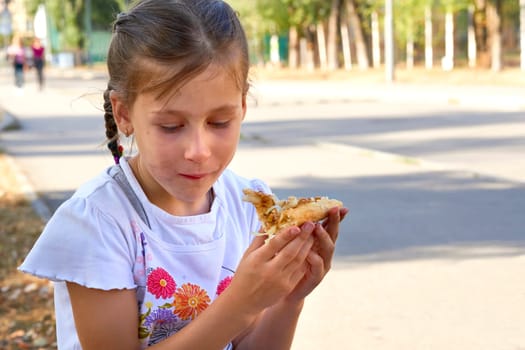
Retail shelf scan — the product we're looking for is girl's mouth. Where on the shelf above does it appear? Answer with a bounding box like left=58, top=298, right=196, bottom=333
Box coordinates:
left=180, top=173, right=206, bottom=180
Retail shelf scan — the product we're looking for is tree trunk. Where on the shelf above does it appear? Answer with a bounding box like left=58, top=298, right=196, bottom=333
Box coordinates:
left=442, top=10, right=454, bottom=71
left=303, top=28, right=316, bottom=70
left=406, top=25, right=414, bottom=70
left=288, top=26, right=299, bottom=69
left=327, top=0, right=340, bottom=71
left=521, top=0, right=525, bottom=70
left=487, top=0, right=502, bottom=72
left=424, top=5, right=433, bottom=69
left=474, top=0, right=490, bottom=68
left=468, top=5, right=477, bottom=68
left=384, top=0, right=395, bottom=81
left=371, top=11, right=381, bottom=68
left=316, top=22, right=328, bottom=70
left=269, top=34, right=280, bottom=67
left=346, top=0, right=369, bottom=70
left=340, top=19, right=352, bottom=70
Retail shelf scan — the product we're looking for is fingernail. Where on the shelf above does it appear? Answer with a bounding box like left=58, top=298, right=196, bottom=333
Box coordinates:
left=290, top=227, right=301, bottom=235
left=303, top=222, right=314, bottom=231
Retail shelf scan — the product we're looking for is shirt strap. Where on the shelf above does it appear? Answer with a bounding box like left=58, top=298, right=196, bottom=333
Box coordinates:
left=108, top=164, right=152, bottom=229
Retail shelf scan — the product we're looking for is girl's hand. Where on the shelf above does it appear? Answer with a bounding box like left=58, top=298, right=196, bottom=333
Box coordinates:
left=284, top=206, right=349, bottom=303
left=226, top=223, right=315, bottom=316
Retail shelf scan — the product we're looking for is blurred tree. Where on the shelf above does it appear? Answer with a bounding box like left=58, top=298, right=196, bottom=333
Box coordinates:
left=473, top=0, right=504, bottom=70
left=327, top=0, right=340, bottom=70
left=25, top=0, right=122, bottom=51
left=345, top=0, right=370, bottom=70
left=21, top=0, right=523, bottom=70
left=254, top=0, right=331, bottom=68
left=227, top=1, right=265, bottom=65
left=521, top=0, right=525, bottom=70
left=486, top=0, right=502, bottom=71
left=396, top=0, right=427, bottom=69
left=438, top=0, right=471, bottom=70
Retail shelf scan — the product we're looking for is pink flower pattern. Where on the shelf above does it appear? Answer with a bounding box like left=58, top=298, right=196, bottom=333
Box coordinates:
left=147, top=267, right=176, bottom=299
left=216, top=276, right=233, bottom=296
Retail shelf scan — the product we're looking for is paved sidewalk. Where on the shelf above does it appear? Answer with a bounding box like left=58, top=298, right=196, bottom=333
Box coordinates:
left=251, top=78, right=525, bottom=111
left=1, top=66, right=524, bottom=350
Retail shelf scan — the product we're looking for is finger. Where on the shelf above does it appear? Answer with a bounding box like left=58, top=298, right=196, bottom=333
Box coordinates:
left=322, top=207, right=341, bottom=243
left=307, top=250, right=326, bottom=281
left=339, top=207, right=349, bottom=222
left=281, top=231, right=315, bottom=274
left=313, top=223, right=335, bottom=271
left=323, top=207, right=349, bottom=228
left=257, top=226, right=301, bottom=261
left=272, top=222, right=315, bottom=268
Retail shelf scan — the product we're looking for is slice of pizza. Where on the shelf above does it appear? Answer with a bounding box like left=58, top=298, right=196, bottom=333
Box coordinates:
left=242, top=189, right=344, bottom=238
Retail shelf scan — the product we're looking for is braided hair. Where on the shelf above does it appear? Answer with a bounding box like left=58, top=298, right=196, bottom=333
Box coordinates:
left=103, top=0, right=250, bottom=163
left=103, top=87, right=123, bottom=164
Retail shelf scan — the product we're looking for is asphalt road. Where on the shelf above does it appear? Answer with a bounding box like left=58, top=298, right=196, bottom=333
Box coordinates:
left=1, top=66, right=524, bottom=349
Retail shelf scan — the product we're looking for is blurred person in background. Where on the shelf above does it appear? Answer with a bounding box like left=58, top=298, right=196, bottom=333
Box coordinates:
left=7, top=35, right=26, bottom=91
left=31, top=37, right=45, bottom=90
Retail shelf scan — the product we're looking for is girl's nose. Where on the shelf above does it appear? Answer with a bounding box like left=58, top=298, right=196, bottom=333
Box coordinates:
left=184, top=128, right=212, bottom=163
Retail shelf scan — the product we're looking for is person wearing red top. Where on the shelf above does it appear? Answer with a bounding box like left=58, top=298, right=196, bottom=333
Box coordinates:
left=31, top=38, right=45, bottom=90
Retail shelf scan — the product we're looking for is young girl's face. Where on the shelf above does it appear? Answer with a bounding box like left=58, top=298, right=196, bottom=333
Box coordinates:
left=118, top=64, right=247, bottom=215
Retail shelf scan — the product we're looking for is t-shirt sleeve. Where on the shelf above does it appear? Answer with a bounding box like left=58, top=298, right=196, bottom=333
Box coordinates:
left=19, top=197, right=138, bottom=290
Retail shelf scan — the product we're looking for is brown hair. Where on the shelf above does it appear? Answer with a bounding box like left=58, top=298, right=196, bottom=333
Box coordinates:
left=104, top=0, right=250, bottom=162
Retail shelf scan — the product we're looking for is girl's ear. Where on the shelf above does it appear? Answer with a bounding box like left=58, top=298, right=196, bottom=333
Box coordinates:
left=241, top=93, right=247, bottom=121
left=110, top=91, right=133, bottom=135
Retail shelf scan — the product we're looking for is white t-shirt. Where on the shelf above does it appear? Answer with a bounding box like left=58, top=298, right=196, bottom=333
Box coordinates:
left=19, top=158, right=269, bottom=349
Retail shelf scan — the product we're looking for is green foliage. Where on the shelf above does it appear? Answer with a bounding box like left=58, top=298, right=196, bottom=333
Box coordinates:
left=251, top=0, right=331, bottom=34
left=24, top=0, right=124, bottom=50
left=227, top=0, right=261, bottom=38
left=91, top=0, right=123, bottom=31
left=438, top=0, right=471, bottom=12
left=23, top=0, right=523, bottom=66
left=395, top=0, right=428, bottom=46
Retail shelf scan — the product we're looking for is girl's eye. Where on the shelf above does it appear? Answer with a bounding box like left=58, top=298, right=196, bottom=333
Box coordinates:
left=160, top=124, right=183, bottom=132
left=209, top=120, right=230, bottom=128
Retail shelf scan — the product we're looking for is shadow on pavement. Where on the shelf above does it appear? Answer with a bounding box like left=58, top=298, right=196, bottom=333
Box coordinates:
left=270, top=171, right=525, bottom=265
left=27, top=163, right=525, bottom=266
left=0, top=115, right=107, bottom=158
left=3, top=105, right=524, bottom=160
left=242, top=107, right=525, bottom=156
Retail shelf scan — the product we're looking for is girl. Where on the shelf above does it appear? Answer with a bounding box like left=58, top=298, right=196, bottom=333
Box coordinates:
left=19, top=0, right=348, bottom=349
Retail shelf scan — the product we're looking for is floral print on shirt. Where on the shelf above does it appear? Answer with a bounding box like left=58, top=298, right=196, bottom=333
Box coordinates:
left=132, top=220, right=238, bottom=347
left=147, top=267, right=176, bottom=299
left=139, top=265, right=233, bottom=345
left=173, top=283, right=211, bottom=320
left=216, top=276, right=233, bottom=296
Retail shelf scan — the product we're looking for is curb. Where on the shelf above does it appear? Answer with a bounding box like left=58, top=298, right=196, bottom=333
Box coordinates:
left=250, top=81, right=525, bottom=111
left=3, top=155, right=52, bottom=222
left=0, top=108, right=21, bottom=131
left=317, top=141, right=525, bottom=185
left=0, top=109, right=52, bottom=222
left=316, top=142, right=456, bottom=171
